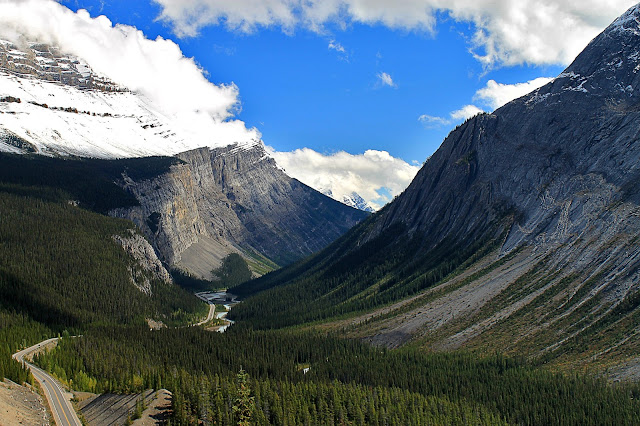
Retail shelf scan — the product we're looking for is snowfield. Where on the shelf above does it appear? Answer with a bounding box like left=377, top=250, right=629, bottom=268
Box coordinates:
left=0, top=70, right=259, bottom=158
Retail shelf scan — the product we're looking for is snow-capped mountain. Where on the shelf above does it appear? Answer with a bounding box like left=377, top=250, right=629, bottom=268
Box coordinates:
left=0, top=38, right=370, bottom=277
left=0, top=38, right=377, bottom=214
left=0, top=39, right=258, bottom=158
left=341, top=192, right=375, bottom=213
left=323, top=189, right=375, bottom=212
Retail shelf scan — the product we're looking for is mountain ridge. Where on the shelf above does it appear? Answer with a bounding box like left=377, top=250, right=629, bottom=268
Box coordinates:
left=0, top=38, right=376, bottom=212
left=229, top=3, right=640, bottom=373
left=110, top=143, right=368, bottom=276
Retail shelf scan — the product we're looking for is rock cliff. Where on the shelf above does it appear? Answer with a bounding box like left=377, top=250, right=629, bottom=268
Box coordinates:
left=113, top=230, right=172, bottom=295
left=371, top=4, right=640, bottom=257
left=111, top=143, right=368, bottom=279
left=230, top=4, right=640, bottom=370
left=0, top=39, right=123, bottom=92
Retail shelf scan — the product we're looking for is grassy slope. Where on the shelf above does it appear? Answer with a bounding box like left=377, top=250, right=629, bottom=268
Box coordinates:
left=229, top=211, right=510, bottom=330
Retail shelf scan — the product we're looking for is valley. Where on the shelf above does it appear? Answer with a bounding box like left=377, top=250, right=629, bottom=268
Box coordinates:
left=3, top=1, right=640, bottom=425
left=228, top=4, right=640, bottom=379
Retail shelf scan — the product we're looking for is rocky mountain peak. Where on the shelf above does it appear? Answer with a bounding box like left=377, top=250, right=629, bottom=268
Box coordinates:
left=371, top=2, right=640, bottom=255
left=0, top=39, right=124, bottom=92
left=536, top=3, right=640, bottom=104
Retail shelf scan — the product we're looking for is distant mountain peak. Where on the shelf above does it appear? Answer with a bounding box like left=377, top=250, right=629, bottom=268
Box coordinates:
left=342, top=192, right=376, bottom=213
left=322, top=189, right=375, bottom=212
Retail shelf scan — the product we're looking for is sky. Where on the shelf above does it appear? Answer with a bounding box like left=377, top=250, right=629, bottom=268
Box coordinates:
left=0, top=0, right=637, bottom=209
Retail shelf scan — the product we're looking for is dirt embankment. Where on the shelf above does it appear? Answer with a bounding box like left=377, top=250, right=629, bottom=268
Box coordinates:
left=0, top=379, right=49, bottom=426
left=79, top=388, right=171, bottom=425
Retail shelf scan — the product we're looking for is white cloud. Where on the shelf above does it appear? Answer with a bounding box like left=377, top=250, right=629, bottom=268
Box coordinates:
left=419, top=76, right=555, bottom=128
left=449, top=104, right=483, bottom=121
left=328, top=39, right=345, bottom=53
left=153, top=0, right=297, bottom=37
left=268, top=147, right=420, bottom=210
left=0, top=0, right=259, bottom=147
left=474, top=77, right=554, bottom=109
left=419, top=104, right=483, bottom=128
left=328, top=39, right=349, bottom=61
left=377, top=71, right=396, bottom=88
left=418, top=114, right=449, bottom=126
left=152, top=0, right=637, bottom=67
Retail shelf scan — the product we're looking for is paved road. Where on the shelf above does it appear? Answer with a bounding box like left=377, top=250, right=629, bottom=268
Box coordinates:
left=194, top=302, right=216, bottom=326
left=13, top=338, right=82, bottom=426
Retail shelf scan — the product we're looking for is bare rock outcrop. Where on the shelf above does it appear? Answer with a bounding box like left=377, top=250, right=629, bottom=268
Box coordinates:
left=113, top=230, right=172, bottom=295
left=0, top=39, right=124, bottom=92
left=111, top=143, right=368, bottom=278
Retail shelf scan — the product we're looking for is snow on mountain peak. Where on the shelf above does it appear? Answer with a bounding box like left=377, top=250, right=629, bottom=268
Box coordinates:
left=610, top=3, right=640, bottom=36
left=0, top=38, right=261, bottom=158
left=322, top=189, right=375, bottom=212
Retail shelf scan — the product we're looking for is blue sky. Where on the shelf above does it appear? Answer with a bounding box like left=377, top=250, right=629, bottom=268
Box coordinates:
left=9, top=0, right=637, bottom=208
left=60, top=0, right=566, bottom=164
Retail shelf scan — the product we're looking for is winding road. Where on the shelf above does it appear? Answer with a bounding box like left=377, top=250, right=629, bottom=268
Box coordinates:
left=194, top=302, right=216, bottom=326
left=12, top=338, right=82, bottom=426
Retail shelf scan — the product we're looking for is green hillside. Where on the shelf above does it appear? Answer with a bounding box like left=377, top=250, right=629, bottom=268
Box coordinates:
left=0, top=181, right=206, bottom=383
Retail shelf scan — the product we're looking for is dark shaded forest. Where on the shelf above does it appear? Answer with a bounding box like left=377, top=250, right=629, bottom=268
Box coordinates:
left=0, top=152, right=179, bottom=213
left=0, top=182, right=206, bottom=383
left=35, top=326, right=640, bottom=425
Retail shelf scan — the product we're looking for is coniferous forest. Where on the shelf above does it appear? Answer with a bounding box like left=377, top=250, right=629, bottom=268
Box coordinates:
left=34, top=326, right=640, bottom=425
left=1, top=153, right=640, bottom=425
left=0, top=157, right=206, bottom=385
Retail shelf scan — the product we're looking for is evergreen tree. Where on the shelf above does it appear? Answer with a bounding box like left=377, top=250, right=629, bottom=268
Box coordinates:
left=233, top=368, right=255, bottom=426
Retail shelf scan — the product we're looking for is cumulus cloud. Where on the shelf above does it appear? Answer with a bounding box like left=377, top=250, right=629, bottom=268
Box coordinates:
left=153, top=0, right=298, bottom=37
left=152, top=0, right=637, bottom=67
left=0, top=0, right=259, bottom=147
left=268, top=147, right=420, bottom=210
left=449, top=104, right=483, bottom=121
left=377, top=71, right=396, bottom=88
left=419, top=104, right=483, bottom=128
left=474, top=77, right=555, bottom=110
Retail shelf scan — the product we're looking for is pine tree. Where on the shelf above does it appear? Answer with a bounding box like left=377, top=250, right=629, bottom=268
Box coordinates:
left=232, top=368, right=254, bottom=426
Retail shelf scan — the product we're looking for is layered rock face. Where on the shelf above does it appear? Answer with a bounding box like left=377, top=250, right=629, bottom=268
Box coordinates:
left=342, top=5, right=640, bottom=356
left=112, top=143, right=368, bottom=278
left=0, top=40, right=123, bottom=92
left=371, top=5, right=640, bottom=260
left=232, top=5, right=640, bottom=367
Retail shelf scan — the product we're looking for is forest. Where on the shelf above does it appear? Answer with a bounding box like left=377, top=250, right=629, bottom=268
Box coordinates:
left=34, top=326, right=640, bottom=425
left=2, top=153, right=640, bottom=425
left=0, top=179, right=206, bottom=384
left=0, top=152, right=179, bottom=213
left=228, top=217, right=507, bottom=329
